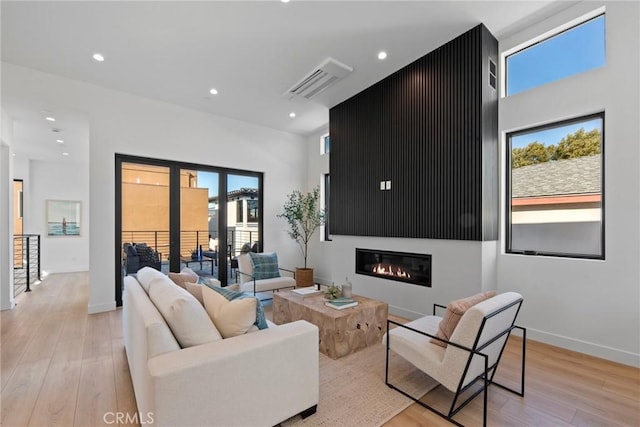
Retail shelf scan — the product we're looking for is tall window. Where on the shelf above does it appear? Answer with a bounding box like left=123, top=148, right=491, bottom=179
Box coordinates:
left=321, top=173, right=331, bottom=241
left=236, top=200, right=244, bottom=223
left=321, top=133, right=330, bottom=154
left=505, top=12, right=605, bottom=96
left=247, top=199, right=259, bottom=222
left=506, top=113, right=604, bottom=259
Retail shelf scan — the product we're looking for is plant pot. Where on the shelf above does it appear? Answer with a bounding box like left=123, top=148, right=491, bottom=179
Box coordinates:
left=295, top=268, right=314, bottom=287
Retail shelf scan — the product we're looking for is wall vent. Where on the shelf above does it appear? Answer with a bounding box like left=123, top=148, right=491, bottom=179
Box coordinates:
left=488, top=58, right=497, bottom=90
left=284, top=57, right=353, bottom=100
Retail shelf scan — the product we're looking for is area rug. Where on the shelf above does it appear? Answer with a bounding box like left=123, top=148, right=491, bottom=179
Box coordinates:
left=281, top=343, right=438, bottom=426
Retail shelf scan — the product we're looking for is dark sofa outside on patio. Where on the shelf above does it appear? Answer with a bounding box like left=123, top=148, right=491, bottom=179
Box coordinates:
left=123, top=243, right=162, bottom=274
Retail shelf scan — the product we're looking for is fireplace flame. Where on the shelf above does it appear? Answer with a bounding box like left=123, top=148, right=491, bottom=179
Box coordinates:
left=372, top=264, right=411, bottom=279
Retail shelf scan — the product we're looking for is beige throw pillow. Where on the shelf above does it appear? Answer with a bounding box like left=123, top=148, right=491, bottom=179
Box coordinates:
left=201, top=285, right=257, bottom=338
left=148, top=276, right=222, bottom=347
left=431, top=291, right=497, bottom=348
left=185, top=282, right=204, bottom=305
left=168, top=267, right=199, bottom=289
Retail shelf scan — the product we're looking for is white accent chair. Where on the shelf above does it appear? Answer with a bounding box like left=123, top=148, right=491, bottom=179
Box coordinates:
left=236, top=253, right=296, bottom=296
left=384, top=292, right=526, bottom=426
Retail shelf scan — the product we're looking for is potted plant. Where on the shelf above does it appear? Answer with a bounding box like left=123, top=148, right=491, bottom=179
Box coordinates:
left=277, top=187, right=327, bottom=287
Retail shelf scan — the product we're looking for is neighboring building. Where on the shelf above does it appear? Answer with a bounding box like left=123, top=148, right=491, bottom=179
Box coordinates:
left=209, top=187, right=260, bottom=255
left=121, top=164, right=209, bottom=258
left=510, top=155, right=602, bottom=255
left=511, top=155, right=601, bottom=224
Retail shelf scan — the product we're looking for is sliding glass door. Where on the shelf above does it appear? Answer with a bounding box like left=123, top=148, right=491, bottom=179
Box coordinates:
left=121, top=163, right=170, bottom=273
left=178, top=169, right=219, bottom=277
left=115, top=155, right=263, bottom=306
left=226, top=174, right=261, bottom=284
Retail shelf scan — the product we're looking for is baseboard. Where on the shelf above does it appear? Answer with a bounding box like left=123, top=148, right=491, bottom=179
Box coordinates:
left=388, top=305, right=424, bottom=321
left=527, top=327, right=640, bottom=368
left=313, top=276, right=333, bottom=286
left=45, top=267, right=89, bottom=274
left=1, top=300, right=16, bottom=311
left=88, top=301, right=116, bottom=314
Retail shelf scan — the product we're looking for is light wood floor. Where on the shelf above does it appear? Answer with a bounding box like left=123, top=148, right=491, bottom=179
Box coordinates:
left=1, top=273, right=638, bottom=426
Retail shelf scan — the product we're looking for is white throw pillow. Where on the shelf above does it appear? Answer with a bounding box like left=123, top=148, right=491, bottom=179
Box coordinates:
left=135, top=266, right=165, bottom=293
left=201, top=285, right=257, bottom=338
left=149, top=276, right=222, bottom=347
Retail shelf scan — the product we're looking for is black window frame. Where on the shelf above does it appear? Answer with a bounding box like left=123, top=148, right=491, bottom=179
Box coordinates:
left=505, top=112, right=605, bottom=260
left=115, top=153, right=264, bottom=305
left=323, top=173, right=331, bottom=242
left=505, top=13, right=606, bottom=97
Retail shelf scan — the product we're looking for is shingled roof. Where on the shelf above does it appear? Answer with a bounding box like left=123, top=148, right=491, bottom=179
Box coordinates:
left=512, top=155, right=601, bottom=198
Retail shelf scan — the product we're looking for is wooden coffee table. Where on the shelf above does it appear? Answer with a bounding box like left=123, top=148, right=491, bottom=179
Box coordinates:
left=272, top=290, right=388, bottom=359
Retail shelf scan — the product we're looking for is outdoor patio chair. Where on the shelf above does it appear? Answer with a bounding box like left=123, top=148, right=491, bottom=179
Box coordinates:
left=123, top=243, right=161, bottom=274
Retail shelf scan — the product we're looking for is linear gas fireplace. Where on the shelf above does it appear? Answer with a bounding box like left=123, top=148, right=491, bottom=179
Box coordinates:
left=355, top=248, right=431, bottom=287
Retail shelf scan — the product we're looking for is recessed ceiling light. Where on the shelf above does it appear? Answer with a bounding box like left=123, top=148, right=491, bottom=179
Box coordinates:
left=12, top=153, right=16, bottom=157
left=209, top=88, right=219, bottom=95
left=289, top=112, right=296, bottom=118
left=378, top=51, right=388, bottom=60
left=45, top=116, right=56, bottom=122
left=281, top=0, right=290, bottom=3
left=93, top=53, right=105, bottom=62
left=56, top=139, right=64, bottom=144
left=62, top=152, right=69, bottom=156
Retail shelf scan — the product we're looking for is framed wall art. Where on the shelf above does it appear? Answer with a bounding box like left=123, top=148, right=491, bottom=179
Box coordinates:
left=47, top=200, right=81, bottom=236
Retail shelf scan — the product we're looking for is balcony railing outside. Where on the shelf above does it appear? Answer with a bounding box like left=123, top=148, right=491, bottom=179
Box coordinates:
left=121, top=230, right=170, bottom=260
left=122, top=228, right=259, bottom=282
left=13, top=234, right=41, bottom=296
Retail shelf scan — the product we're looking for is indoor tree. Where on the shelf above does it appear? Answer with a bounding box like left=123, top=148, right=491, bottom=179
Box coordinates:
left=277, top=187, right=326, bottom=269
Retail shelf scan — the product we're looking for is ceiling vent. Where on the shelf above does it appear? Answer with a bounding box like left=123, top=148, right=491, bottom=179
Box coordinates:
left=284, top=57, right=353, bottom=100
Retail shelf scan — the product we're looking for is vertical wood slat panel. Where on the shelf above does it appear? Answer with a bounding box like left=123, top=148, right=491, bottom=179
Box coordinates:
left=330, top=24, right=498, bottom=241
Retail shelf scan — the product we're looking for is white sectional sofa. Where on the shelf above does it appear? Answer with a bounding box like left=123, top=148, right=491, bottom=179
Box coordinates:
left=122, top=269, right=319, bottom=426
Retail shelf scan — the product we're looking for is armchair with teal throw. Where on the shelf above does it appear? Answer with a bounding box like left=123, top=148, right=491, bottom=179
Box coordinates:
left=237, top=252, right=296, bottom=296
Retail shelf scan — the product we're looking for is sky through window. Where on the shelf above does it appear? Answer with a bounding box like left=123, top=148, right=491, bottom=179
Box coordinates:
left=507, top=15, right=605, bottom=96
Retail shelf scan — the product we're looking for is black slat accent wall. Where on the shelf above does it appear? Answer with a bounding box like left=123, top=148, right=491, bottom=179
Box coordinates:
left=329, top=24, right=498, bottom=241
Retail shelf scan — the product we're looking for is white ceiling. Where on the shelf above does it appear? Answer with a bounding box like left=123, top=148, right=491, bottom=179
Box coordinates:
left=2, top=1, right=570, bottom=163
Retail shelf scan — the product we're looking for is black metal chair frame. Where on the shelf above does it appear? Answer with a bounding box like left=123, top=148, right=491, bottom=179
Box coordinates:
left=236, top=267, right=296, bottom=300
left=385, top=298, right=526, bottom=427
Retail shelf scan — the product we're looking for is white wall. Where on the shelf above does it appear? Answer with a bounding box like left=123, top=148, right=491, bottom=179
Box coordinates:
left=27, top=160, right=90, bottom=273
left=0, top=111, right=15, bottom=310
left=2, top=63, right=308, bottom=314
left=305, top=128, right=330, bottom=275
left=498, top=1, right=640, bottom=366
left=322, top=236, right=497, bottom=320
left=511, top=222, right=601, bottom=255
